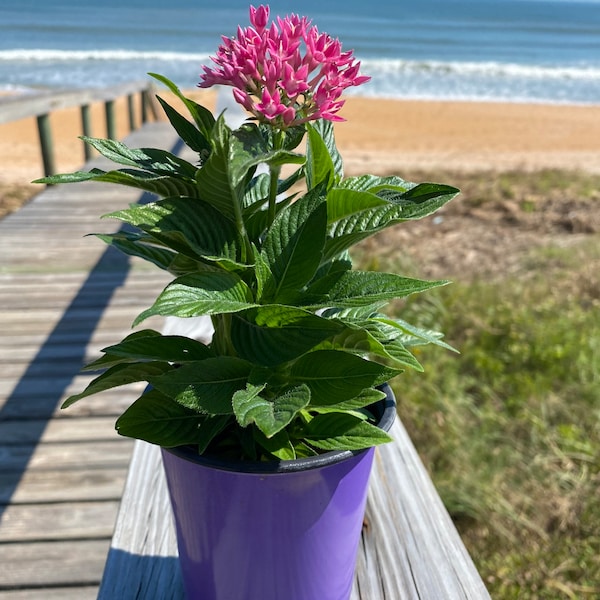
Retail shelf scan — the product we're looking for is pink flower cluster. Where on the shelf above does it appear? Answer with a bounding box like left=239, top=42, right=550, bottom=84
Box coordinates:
left=199, top=4, right=370, bottom=128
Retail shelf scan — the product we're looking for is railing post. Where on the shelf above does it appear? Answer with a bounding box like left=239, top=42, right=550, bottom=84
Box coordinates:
left=80, top=104, right=92, bottom=161
left=36, top=113, right=56, bottom=179
left=105, top=99, right=116, bottom=140
left=127, top=94, right=136, bottom=132
left=147, top=86, right=159, bottom=121
left=141, top=90, right=148, bottom=124
left=141, top=87, right=158, bottom=124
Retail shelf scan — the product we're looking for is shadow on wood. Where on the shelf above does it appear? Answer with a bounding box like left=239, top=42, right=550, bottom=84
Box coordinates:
left=0, top=138, right=184, bottom=526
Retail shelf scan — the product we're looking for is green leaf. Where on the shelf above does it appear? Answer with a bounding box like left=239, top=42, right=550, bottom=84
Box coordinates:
left=102, top=331, right=213, bottom=363
left=260, top=192, right=327, bottom=303
left=277, top=165, right=305, bottom=195
left=38, top=167, right=199, bottom=198
left=82, top=330, right=162, bottom=371
left=326, top=187, right=389, bottom=224
left=155, top=95, right=211, bottom=158
left=134, top=271, right=258, bottom=326
left=316, top=321, right=421, bottom=371
left=381, top=338, right=424, bottom=371
left=78, top=138, right=197, bottom=181
left=303, top=412, right=392, bottom=451
left=375, top=316, right=458, bottom=352
left=306, top=120, right=342, bottom=190
left=149, top=73, right=216, bottom=137
left=233, top=383, right=310, bottom=438
left=308, top=387, right=387, bottom=414
left=325, top=182, right=459, bottom=259
left=95, top=232, right=176, bottom=271
left=290, top=350, right=401, bottom=406
left=151, top=357, right=252, bottom=414
left=34, top=169, right=101, bottom=185
left=234, top=123, right=304, bottom=172
left=338, top=174, right=414, bottom=193
left=61, top=362, right=171, bottom=408
left=259, top=122, right=305, bottom=153
left=231, top=306, right=344, bottom=367
left=99, top=168, right=198, bottom=196
left=383, top=182, right=459, bottom=213
left=195, top=118, right=301, bottom=223
left=195, top=116, right=245, bottom=220
left=242, top=172, right=270, bottom=212
left=80, top=136, right=154, bottom=167
left=252, top=247, right=271, bottom=301
left=105, top=197, right=243, bottom=266
left=115, top=388, right=208, bottom=447
left=195, top=415, right=232, bottom=454
left=303, top=271, right=450, bottom=309
left=253, top=429, right=296, bottom=460
left=138, top=147, right=199, bottom=178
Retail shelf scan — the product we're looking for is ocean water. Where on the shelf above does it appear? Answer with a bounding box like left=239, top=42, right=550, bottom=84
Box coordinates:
left=0, top=0, right=599, bottom=104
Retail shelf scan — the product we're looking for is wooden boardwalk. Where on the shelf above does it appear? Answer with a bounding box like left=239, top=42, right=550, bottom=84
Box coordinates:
left=0, top=122, right=176, bottom=599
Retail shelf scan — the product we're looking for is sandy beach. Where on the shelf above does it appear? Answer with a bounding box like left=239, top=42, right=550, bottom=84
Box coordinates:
left=1, top=92, right=600, bottom=188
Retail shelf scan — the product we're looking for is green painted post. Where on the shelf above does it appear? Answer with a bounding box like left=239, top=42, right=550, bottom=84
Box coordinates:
left=105, top=99, right=116, bottom=140
left=141, top=90, right=148, bottom=124
left=80, top=104, right=92, bottom=161
left=36, top=113, right=56, bottom=179
left=127, top=94, right=136, bottom=131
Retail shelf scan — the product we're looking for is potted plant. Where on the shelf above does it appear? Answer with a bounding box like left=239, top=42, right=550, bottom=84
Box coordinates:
left=42, top=5, right=458, bottom=599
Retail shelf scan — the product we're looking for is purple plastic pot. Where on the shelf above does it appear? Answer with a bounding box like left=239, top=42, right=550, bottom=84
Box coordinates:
left=161, top=384, right=396, bottom=600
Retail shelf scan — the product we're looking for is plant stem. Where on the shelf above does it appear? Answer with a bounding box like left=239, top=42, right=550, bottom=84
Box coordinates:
left=211, top=314, right=235, bottom=356
left=267, top=163, right=281, bottom=226
left=267, top=130, right=284, bottom=227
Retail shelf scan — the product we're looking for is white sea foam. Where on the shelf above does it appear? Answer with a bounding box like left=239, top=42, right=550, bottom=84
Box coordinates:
left=0, top=48, right=210, bottom=63
left=0, top=50, right=598, bottom=104
left=354, top=57, right=600, bottom=104
left=362, top=58, right=600, bottom=82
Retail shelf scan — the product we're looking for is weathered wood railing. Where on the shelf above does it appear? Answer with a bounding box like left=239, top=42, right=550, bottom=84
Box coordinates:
left=0, top=81, right=159, bottom=177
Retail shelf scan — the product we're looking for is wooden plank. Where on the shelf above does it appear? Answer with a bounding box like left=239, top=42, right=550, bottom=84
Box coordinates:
left=0, top=274, right=168, bottom=300
left=0, top=417, right=119, bottom=444
left=0, top=440, right=132, bottom=472
left=0, top=587, right=97, bottom=600
left=97, top=441, right=183, bottom=600
left=0, top=539, right=109, bottom=589
left=0, top=81, right=151, bottom=124
left=97, top=422, right=491, bottom=599
left=0, top=501, right=120, bottom=542
left=0, top=384, right=140, bottom=417
left=0, top=121, right=181, bottom=598
left=0, top=467, right=127, bottom=504
left=355, top=421, right=492, bottom=599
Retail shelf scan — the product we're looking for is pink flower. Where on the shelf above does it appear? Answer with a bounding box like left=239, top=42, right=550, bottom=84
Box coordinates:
left=198, top=4, right=370, bottom=129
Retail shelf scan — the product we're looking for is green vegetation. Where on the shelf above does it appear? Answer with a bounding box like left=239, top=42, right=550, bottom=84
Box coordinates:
left=358, top=169, right=600, bottom=598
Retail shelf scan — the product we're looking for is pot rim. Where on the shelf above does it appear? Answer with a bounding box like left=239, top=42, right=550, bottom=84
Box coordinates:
left=162, top=383, right=396, bottom=474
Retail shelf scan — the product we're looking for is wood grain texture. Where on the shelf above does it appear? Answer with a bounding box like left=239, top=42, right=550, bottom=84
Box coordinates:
left=0, top=122, right=179, bottom=598
left=0, top=588, right=97, bottom=600
left=0, top=81, right=151, bottom=124
left=0, top=540, right=109, bottom=589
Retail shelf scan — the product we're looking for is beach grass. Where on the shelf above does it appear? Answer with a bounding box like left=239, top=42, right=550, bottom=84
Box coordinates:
left=355, top=168, right=600, bottom=598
